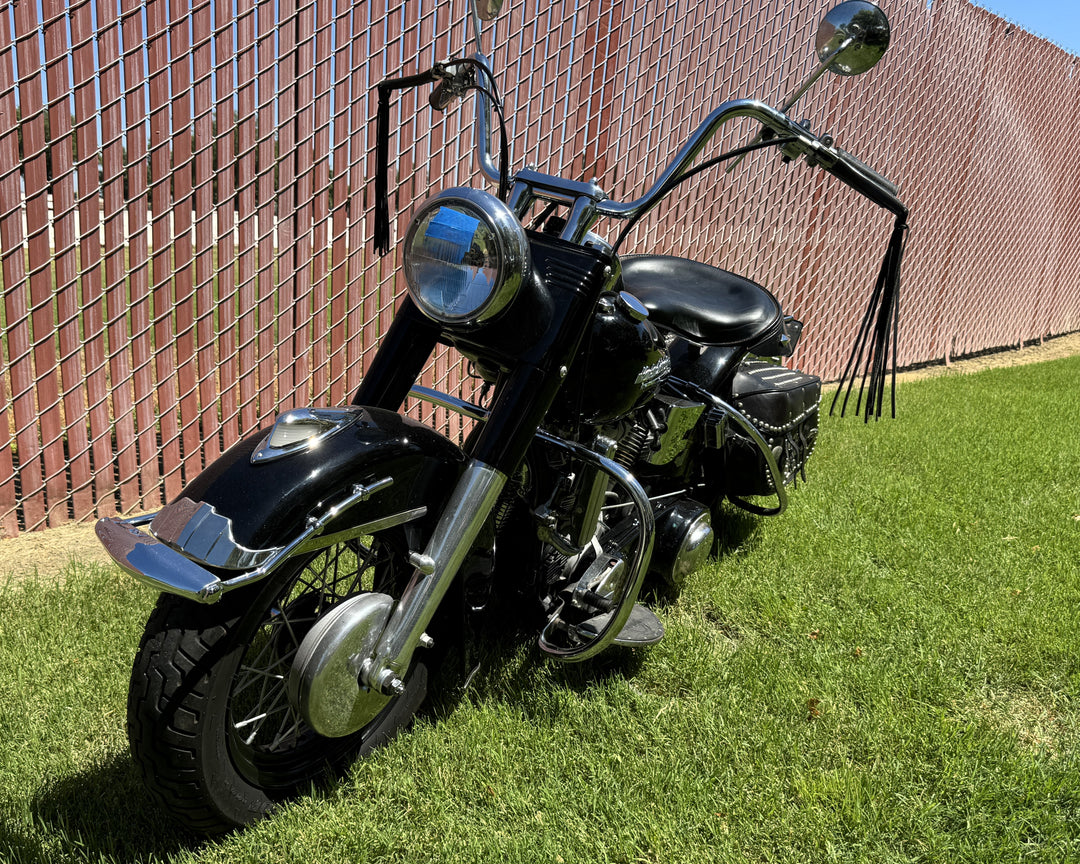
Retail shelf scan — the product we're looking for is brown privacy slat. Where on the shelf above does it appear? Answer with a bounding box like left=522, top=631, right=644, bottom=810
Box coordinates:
left=255, top=0, right=277, bottom=426
left=293, top=0, right=318, bottom=406
left=102, top=0, right=138, bottom=515
left=169, top=0, right=200, bottom=490
left=147, top=0, right=179, bottom=507
left=72, top=0, right=114, bottom=517
left=42, top=0, right=92, bottom=524
left=0, top=6, right=26, bottom=535
left=210, top=0, right=238, bottom=458
left=274, top=0, right=299, bottom=411
left=308, top=0, right=335, bottom=405
left=346, top=0, right=369, bottom=390
left=121, top=0, right=160, bottom=511
left=327, top=0, right=353, bottom=407
left=3, top=0, right=1080, bottom=532
left=192, top=0, right=220, bottom=465
left=0, top=7, right=20, bottom=536
left=14, top=0, right=59, bottom=530
left=234, top=0, right=258, bottom=439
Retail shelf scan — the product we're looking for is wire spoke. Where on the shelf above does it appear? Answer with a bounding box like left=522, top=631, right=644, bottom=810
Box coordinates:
left=228, top=538, right=393, bottom=756
left=239, top=683, right=290, bottom=745
left=269, top=710, right=305, bottom=751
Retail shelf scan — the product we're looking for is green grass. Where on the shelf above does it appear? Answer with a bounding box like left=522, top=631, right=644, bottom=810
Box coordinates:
left=1, top=356, right=1079, bottom=863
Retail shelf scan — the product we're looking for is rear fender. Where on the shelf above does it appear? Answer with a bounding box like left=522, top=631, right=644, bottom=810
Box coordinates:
left=96, top=406, right=466, bottom=602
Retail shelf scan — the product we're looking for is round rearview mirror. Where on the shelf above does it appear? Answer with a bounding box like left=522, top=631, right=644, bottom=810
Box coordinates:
left=815, top=0, right=891, bottom=76
left=473, top=0, right=504, bottom=21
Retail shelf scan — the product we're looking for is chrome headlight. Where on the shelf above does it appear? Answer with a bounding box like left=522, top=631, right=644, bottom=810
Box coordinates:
left=403, top=188, right=530, bottom=326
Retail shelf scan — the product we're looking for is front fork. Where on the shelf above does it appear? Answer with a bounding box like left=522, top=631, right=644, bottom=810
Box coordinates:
left=360, top=459, right=506, bottom=695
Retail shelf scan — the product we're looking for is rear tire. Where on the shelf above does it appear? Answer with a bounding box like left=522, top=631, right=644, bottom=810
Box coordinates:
left=127, top=536, right=425, bottom=835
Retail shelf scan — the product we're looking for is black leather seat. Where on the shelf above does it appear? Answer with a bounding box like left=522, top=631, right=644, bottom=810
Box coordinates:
left=620, top=255, right=782, bottom=347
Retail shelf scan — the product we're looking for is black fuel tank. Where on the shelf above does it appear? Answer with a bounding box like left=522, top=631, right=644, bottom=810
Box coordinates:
left=550, top=291, right=670, bottom=425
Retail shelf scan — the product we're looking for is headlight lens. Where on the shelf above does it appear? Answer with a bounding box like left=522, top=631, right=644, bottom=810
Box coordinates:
left=403, top=188, right=530, bottom=325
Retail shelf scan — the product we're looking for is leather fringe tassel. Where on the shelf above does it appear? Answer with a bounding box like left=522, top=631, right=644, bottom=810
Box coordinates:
left=373, top=70, right=437, bottom=257
left=374, top=84, right=392, bottom=256
left=830, top=215, right=909, bottom=421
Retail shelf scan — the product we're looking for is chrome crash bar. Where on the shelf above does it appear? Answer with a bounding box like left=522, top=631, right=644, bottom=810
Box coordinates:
left=409, top=385, right=655, bottom=662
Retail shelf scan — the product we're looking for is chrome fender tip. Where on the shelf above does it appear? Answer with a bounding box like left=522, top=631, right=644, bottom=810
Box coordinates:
left=95, top=517, right=225, bottom=603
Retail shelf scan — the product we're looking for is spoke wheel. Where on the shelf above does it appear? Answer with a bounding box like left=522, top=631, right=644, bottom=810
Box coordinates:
left=127, top=533, right=426, bottom=835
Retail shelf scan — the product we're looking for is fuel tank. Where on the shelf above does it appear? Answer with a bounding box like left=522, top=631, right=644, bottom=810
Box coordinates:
left=550, top=291, right=670, bottom=425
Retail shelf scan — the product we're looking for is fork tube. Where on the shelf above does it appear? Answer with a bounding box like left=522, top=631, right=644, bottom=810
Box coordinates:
left=364, top=459, right=506, bottom=693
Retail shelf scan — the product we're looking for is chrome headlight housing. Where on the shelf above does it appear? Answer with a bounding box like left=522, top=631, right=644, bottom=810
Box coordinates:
left=403, top=188, right=530, bottom=326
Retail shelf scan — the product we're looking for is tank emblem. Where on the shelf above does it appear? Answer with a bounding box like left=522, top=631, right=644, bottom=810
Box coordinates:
left=635, top=355, right=671, bottom=389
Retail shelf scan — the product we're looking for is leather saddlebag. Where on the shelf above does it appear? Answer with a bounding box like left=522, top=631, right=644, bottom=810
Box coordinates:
left=721, top=360, right=820, bottom=497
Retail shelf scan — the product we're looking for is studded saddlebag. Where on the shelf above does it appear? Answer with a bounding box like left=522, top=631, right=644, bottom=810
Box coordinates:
left=721, top=360, right=821, bottom=497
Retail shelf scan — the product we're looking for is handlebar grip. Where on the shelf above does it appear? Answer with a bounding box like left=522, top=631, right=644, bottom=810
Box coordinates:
left=836, top=148, right=899, bottom=198
left=826, top=147, right=906, bottom=219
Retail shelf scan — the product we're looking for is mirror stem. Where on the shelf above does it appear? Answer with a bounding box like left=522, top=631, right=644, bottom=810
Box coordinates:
left=469, top=0, right=484, bottom=53
left=725, top=37, right=853, bottom=174
left=778, top=37, right=854, bottom=113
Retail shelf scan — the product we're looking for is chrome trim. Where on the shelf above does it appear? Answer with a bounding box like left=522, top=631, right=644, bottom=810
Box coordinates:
left=288, top=592, right=396, bottom=738
left=572, top=434, right=617, bottom=548
left=250, top=407, right=363, bottom=464
left=98, top=478, right=408, bottom=603
left=363, top=460, right=507, bottom=693
left=560, top=194, right=602, bottom=244
left=645, top=395, right=706, bottom=466
left=214, top=478, right=396, bottom=595
left=410, top=385, right=488, bottom=422
left=471, top=52, right=502, bottom=185
left=290, top=506, right=428, bottom=556
left=404, top=187, right=531, bottom=326
left=407, top=384, right=656, bottom=662
left=596, top=100, right=827, bottom=221
left=151, top=498, right=281, bottom=570
left=97, top=516, right=231, bottom=601
left=667, top=376, right=789, bottom=517
left=534, top=437, right=655, bottom=662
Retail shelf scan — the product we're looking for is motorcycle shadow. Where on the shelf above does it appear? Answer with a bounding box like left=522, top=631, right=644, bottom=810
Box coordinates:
left=11, top=507, right=761, bottom=859
left=638, top=499, right=761, bottom=610
left=21, top=751, right=202, bottom=863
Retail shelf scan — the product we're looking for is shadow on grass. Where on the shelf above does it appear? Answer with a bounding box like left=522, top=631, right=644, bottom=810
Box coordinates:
left=1, top=506, right=763, bottom=863
left=433, top=500, right=763, bottom=720
left=17, top=752, right=204, bottom=864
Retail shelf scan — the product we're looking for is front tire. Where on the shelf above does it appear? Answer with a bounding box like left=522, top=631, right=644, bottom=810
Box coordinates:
left=127, top=536, right=425, bottom=835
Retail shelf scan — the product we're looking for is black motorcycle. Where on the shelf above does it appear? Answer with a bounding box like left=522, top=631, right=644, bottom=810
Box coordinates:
left=97, top=0, right=908, bottom=834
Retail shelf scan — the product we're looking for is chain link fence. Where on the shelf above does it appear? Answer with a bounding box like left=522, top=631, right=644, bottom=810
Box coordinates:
left=1, top=0, right=1078, bottom=535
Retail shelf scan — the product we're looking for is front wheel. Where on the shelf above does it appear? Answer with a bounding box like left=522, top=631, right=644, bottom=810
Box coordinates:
left=127, top=535, right=425, bottom=835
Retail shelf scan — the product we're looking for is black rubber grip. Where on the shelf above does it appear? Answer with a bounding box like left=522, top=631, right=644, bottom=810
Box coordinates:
left=827, top=149, right=907, bottom=219
left=836, top=147, right=900, bottom=198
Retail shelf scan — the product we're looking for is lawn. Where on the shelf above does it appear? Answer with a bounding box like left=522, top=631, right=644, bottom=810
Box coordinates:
left=1, top=355, right=1078, bottom=863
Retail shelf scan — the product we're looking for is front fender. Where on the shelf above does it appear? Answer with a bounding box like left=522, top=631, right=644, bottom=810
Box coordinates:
left=96, top=406, right=466, bottom=602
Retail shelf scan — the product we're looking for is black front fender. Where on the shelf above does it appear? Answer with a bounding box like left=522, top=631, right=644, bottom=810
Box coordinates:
left=96, top=406, right=467, bottom=602
left=176, top=406, right=465, bottom=553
